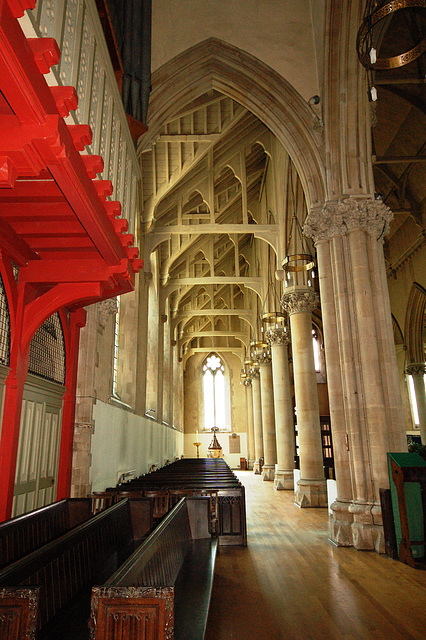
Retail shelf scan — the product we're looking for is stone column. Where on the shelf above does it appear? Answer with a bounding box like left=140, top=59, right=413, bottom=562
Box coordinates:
left=266, top=328, right=295, bottom=490
left=251, top=369, right=263, bottom=474
left=281, top=288, right=327, bottom=507
left=406, top=364, right=426, bottom=443
left=244, top=378, right=256, bottom=469
left=256, top=354, right=277, bottom=481
left=304, top=198, right=407, bottom=549
left=314, top=235, right=353, bottom=545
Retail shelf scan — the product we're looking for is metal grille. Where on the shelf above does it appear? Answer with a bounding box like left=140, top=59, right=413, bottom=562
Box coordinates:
left=0, top=273, right=10, bottom=366
left=28, top=312, right=66, bottom=384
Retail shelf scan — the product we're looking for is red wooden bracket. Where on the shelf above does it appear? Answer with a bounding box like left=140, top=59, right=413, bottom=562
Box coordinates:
left=50, top=86, right=78, bottom=118
left=0, top=155, right=18, bottom=187
left=82, top=154, right=104, bottom=178
left=27, top=38, right=60, bottom=74
left=119, top=233, right=134, bottom=248
left=6, top=0, right=36, bottom=19
left=105, top=201, right=122, bottom=218
left=111, top=217, right=128, bottom=234
left=94, top=180, right=113, bottom=200
left=67, top=124, right=92, bottom=150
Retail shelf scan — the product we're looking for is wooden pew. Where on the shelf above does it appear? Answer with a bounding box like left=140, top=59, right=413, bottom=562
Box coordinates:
left=0, top=498, right=152, bottom=640
left=117, top=459, right=247, bottom=546
left=0, top=498, right=92, bottom=569
left=90, top=496, right=218, bottom=640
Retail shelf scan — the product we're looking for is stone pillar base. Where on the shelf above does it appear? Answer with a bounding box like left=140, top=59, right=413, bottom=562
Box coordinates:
left=350, top=502, right=385, bottom=552
left=253, top=461, right=261, bottom=475
left=295, top=478, right=327, bottom=507
left=329, top=500, right=354, bottom=547
left=274, top=469, right=294, bottom=491
left=262, top=464, right=275, bottom=481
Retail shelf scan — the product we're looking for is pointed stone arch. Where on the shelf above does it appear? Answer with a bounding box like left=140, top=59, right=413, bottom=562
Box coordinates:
left=405, top=283, right=426, bottom=365
left=139, top=38, right=326, bottom=211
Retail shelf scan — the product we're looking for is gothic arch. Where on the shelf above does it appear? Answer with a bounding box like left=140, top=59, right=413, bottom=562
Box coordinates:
left=139, top=38, right=326, bottom=211
left=404, top=283, right=426, bottom=365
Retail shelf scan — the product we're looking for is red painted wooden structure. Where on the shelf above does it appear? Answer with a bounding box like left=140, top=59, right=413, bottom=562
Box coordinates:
left=0, top=0, right=142, bottom=521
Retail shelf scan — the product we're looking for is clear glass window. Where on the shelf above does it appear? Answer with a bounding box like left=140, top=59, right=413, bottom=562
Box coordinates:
left=407, top=374, right=426, bottom=426
left=203, top=354, right=226, bottom=430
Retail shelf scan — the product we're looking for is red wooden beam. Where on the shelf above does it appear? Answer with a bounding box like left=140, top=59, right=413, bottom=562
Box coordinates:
left=0, top=0, right=143, bottom=522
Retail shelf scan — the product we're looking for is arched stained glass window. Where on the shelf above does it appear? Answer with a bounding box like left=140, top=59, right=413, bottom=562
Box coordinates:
left=203, top=354, right=226, bottom=430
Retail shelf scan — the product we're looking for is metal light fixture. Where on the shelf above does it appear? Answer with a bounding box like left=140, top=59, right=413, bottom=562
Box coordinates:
left=250, top=339, right=271, bottom=365
left=357, top=1, right=426, bottom=71
left=356, top=1, right=426, bottom=102
left=261, top=311, right=289, bottom=332
left=282, top=213, right=316, bottom=289
left=282, top=163, right=316, bottom=289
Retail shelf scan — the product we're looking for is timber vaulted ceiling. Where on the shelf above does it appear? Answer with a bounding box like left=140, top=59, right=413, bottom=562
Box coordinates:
left=140, top=90, right=283, bottom=366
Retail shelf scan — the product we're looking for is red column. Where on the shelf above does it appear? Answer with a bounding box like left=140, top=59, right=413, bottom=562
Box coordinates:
left=56, top=308, right=86, bottom=499
left=0, top=283, right=33, bottom=522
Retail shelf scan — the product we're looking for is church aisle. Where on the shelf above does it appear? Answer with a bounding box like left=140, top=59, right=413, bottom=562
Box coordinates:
left=205, top=471, right=426, bottom=640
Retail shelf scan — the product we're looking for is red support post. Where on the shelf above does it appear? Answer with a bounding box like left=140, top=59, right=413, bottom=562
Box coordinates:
left=0, top=282, right=34, bottom=522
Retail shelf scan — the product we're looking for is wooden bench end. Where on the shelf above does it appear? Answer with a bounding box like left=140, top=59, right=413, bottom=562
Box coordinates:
left=0, top=587, right=39, bottom=640
left=90, top=586, right=174, bottom=640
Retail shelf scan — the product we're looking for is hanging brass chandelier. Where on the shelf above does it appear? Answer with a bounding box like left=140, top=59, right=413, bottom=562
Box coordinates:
left=282, top=212, right=316, bottom=289
left=357, top=1, right=426, bottom=71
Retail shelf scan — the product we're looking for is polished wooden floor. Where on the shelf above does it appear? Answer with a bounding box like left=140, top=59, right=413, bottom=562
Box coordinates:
left=205, top=471, right=426, bottom=640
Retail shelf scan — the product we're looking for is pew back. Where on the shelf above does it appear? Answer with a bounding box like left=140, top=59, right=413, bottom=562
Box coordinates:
left=116, top=458, right=247, bottom=546
left=0, top=498, right=152, bottom=638
left=0, top=498, right=92, bottom=569
left=90, top=497, right=216, bottom=640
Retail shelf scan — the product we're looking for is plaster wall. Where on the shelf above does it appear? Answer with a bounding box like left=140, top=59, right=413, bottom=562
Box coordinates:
left=90, top=400, right=183, bottom=491
left=151, top=0, right=320, bottom=101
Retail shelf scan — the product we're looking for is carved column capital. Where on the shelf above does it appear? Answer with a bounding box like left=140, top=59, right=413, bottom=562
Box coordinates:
left=406, top=363, right=426, bottom=376
left=98, top=298, right=118, bottom=328
left=281, top=289, right=319, bottom=316
left=265, top=327, right=291, bottom=347
left=303, top=198, right=393, bottom=244
left=253, top=352, right=272, bottom=367
left=243, top=378, right=252, bottom=387
left=249, top=368, right=260, bottom=380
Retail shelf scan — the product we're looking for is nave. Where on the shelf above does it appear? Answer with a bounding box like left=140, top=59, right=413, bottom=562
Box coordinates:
left=205, top=471, right=426, bottom=640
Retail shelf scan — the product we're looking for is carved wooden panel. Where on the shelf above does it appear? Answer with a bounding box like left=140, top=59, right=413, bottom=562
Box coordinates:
left=90, top=587, right=174, bottom=640
left=0, top=588, right=39, bottom=640
left=217, top=488, right=247, bottom=545
left=12, top=376, right=64, bottom=517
